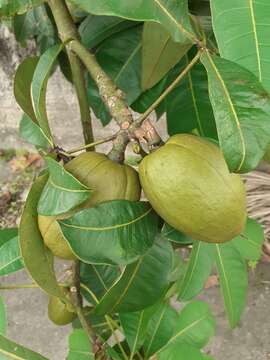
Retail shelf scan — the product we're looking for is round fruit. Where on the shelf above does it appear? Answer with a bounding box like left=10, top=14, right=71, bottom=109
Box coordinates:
left=38, top=215, right=76, bottom=260
left=38, top=152, right=141, bottom=259
left=139, top=134, right=246, bottom=243
left=48, top=296, right=76, bottom=326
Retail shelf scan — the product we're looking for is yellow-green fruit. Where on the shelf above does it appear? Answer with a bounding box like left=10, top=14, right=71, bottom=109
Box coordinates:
left=139, top=134, right=246, bottom=243
left=38, top=152, right=141, bottom=259
left=48, top=296, right=76, bottom=326
left=38, top=215, right=76, bottom=260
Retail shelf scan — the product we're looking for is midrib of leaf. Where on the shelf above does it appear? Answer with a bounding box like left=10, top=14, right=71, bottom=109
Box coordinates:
left=145, top=306, right=166, bottom=357
left=114, top=42, right=142, bottom=83
left=130, top=311, right=144, bottom=359
left=215, top=244, right=234, bottom=324
left=80, top=283, right=100, bottom=304
left=248, top=0, right=262, bottom=81
left=0, top=348, right=24, bottom=360
left=92, top=265, right=108, bottom=291
left=179, top=242, right=201, bottom=299
left=60, top=207, right=153, bottom=231
left=0, top=256, right=22, bottom=273
left=203, top=51, right=246, bottom=171
left=153, top=0, right=196, bottom=43
left=48, top=178, right=90, bottom=193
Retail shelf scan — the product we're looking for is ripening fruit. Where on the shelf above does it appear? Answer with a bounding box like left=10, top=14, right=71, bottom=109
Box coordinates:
left=139, top=134, right=246, bottom=243
left=38, top=152, right=141, bottom=259
left=48, top=296, right=76, bottom=326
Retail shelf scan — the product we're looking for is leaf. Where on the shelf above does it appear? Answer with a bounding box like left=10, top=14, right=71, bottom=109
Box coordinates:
left=32, top=43, right=63, bottom=141
left=79, top=14, right=139, bottom=49
left=59, top=200, right=159, bottom=265
left=202, top=355, right=215, bottom=360
left=69, top=0, right=197, bottom=43
left=210, top=0, right=270, bottom=92
left=0, top=228, right=17, bottom=247
left=0, top=236, right=24, bottom=276
left=80, top=263, right=120, bottom=303
left=215, top=242, right=248, bottom=328
left=143, top=303, right=178, bottom=357
left=166, top=54, right=217, bottom=138
left=0, top=0, right=44, bottom=17
left=19, top=174, right=64, bottom=299
left=142, top=22, right=191, bottom=90
left=178, top=242, right=215, bottom=301
left=120, top=305, right=157, bottom=357
left=162, top=223, right=193, bottom=245
left=159, top=301, right=215, bottom=352
left=94, top=237, right=173, bottom=314
left=73, top=310, right=110, bottom=338
left=0, top=297, right=6, bottom=335
left=14, top=56, right=39, bottom=123
left=37, top=157, right=92, bottom=216
left=231, top=218, right=264, bottom=261
left=201, top=51, right=270, bottom=173
left=158, top=342, right=204, bottom=360
left=0, top=334, right=48, bottom=360
left=87, top=25, right=142, bottom=125
left=67, top=329, right=94, bottom=360
left=19, top=114, right=51, bottom=150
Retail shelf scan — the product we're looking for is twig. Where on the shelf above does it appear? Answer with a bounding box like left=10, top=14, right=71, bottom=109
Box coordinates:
left=0, top=282, right=68, bottom=290
left=67, top=135, right=117, bottom=154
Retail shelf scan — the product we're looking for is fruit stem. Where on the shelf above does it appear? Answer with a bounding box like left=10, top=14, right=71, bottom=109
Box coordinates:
left=66, top=135, right=117, bottom=155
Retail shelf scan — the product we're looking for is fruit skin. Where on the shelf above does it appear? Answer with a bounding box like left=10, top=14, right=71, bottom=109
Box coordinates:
left=38, top=152, right=141, bottom=259
left=48, top=296, right=76, bottom=326
left=139, top=134, right=246, bottom=243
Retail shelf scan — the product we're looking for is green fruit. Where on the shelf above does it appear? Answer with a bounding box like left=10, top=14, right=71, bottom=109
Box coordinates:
left=48, top=296, right=76, bottom=326
left=38, top=152, right=141, bottom=259
left=139, top=134, right=246, bottom=243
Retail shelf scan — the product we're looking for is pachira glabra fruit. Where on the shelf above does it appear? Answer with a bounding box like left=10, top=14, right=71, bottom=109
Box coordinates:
left=38, top=151, right=141, bottom=260
left=139, top=134, right=247, bottom=243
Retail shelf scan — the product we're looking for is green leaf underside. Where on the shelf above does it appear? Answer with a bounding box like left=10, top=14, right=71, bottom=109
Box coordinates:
left=0, top=236, right=24, bottom=276
left=59, top=200, right=159, bottom=265
left=0, top=0, right=44, bottom=17
left=231, top=217, right=264, bottom=261
left=0, top=228, right=18, bottom=247
left=69, top=0, right=197, bottom=43
left=158, top=342, right=204, bottom=360
left=0, top=334, right=48, bottom=360
left=14, top=56, right=39, bottom=123
left=142, top=21, right=191, bottom=90
left=201, top=51, right=270, bottom=173
left=19, top=114, right=51, bottom=149
left=94, top=237, right=173, bottom=314
left=38, top=157, right=92, bottom=216
left=87, top=26, right=142, bottom=125
left=19, top=174, right=64, bottom=299
left=210, top=0, right=270, bottom=93
left=178, top=242, right=214, bottom=301
left=67, top=329, right=94, bottom=360
left=215, top=243, right=248, bottom=328
left=32, top=43, right=63, bottom=141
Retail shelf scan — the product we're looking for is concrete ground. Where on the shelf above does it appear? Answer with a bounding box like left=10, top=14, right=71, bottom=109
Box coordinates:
left=1, top=26, right=270, bottom=360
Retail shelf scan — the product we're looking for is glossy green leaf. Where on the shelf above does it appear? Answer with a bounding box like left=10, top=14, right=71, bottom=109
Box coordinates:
left=166, top=54, right=217, bottom=138
left=201, top=51, right=270, bottom=173
left=142, top=22, right=191, bottom=90
left=94, top=237, right=173, bottom=314
left=159, top=301, right=215, bottom=352
left=80, top=263, right=120, bottom=304
left=120, top=305, right=157, bottom=357
left=0, top=228, right=17, bottom=247
left=87, top=26, right=142, bottom=125
left=158, top=342, right=204, bottom=360
left=79, top=15, right=139, bottom=49
left=0, top=334, right=48, bottom=360
left=143, top=303, right=178, bottom=357
left=14, top=56, right=39, bottom=123
left=178, top=242, right=214, bottom=301
left=19, top=114, right=51, bottom=150
left=162, top=223, right=193, bottom=245
left=0, top=0, right=44, bottom=17
left=19, top=174, right=64, bottom=299
left=73, top=310, right=110, bottom=338
left=0, top=236, right=24, bottom=276
left=0, top=297, right=6, bottom=335
left=60, top=200, right=159, bottom=265
left=215, top=242, right=248, bottom=328
left=69, top=0, right=197, bottom=44
left=231, top=218, right=264, bottom=261
left=38, top=157, right=92, bottom=216
left=67, top=329, right=94, bottom=360
left=210, top=0, right=270, bottom=92
left=32, top=43, right=63, bottom=141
